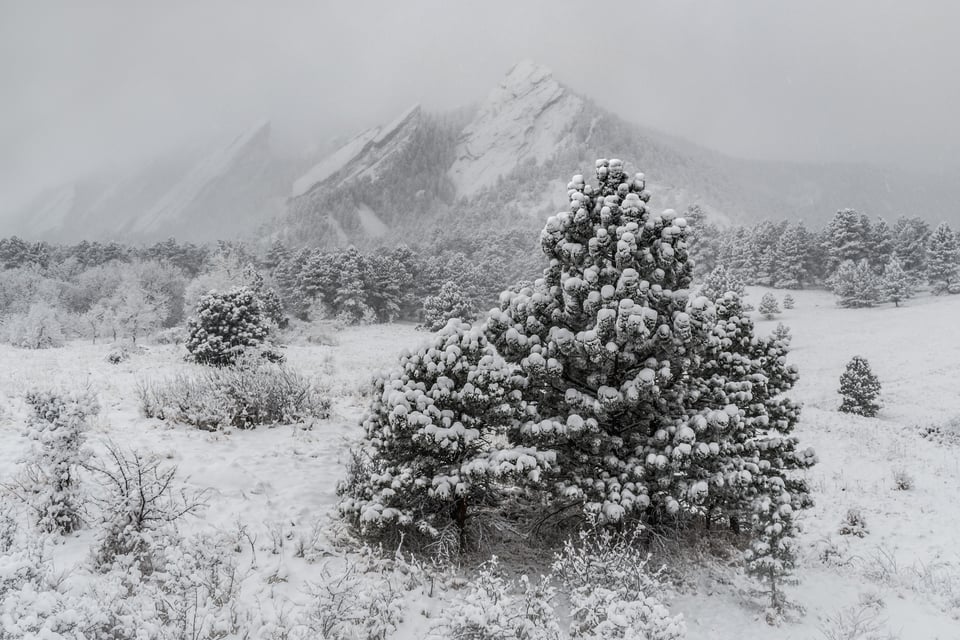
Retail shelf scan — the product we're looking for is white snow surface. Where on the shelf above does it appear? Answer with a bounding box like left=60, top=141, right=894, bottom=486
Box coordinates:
left=447, top=60, right=585, bottom=196
left=2, top=290, right=960, bottom=637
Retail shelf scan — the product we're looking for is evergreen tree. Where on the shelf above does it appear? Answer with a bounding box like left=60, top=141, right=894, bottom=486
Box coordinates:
left=484, top=159, right=815, bottom=533
left=338, top=320, right=550, bottom=551
left=838, top=356, right=881, bottom=417
left=699, top=264, right=745, bottom=303
left=365, top=254, right=412, bottom=322
left=822, top=209, right=871, bottom=274
left=893, top=216, right=931, bottom=276
left=333, top=249, right=374, bottom=324
left=185, top=287, right=272, bottom=366
left=881, top=255, right=913, bottom=307
left=772, top=223, right=811, bottom=289
left=926, top=222, right=960, bottom=294
left=422, top=281, right=475, bottom=331
left=868, top=218, right=895, bottom=273
left=747, top=221, right=787, bottom=286
left=758, top=293, right=781, bottom=320
left=828, top=260, right=881, bottom=308
left=782, top=294, right=794, bottom=310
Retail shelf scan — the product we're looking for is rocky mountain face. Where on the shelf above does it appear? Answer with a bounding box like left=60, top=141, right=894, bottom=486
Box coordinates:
left=7, top=61, right=957, bottom=245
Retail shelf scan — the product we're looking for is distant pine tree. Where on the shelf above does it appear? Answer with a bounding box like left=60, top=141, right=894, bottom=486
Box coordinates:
left=829, top=259, right=880, bottom=308
left=782, top=294, right=795, bottom=310
left=926, top=222, right=960, bottom=295
left=422, top=281, right=475, bottom=331
left=758, top=292, right=781, bottom=320
left=881, top=255, right=914, bottom=307
left=772, top=223, right=811, bottom=289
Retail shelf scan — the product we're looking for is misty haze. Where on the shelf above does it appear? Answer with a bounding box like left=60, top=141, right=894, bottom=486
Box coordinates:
left=1, top=2, right=959, bottom=638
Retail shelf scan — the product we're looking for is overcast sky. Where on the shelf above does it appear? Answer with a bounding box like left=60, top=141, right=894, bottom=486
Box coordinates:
left=2, top=0, right=959, bottom=216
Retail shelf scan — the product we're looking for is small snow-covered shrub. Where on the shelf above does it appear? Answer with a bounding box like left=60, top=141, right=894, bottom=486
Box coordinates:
left=839, top=356, right=881, bottom=417
left=139, top=356, right=329, bottom=430
left=152, top=326, right=186, bottom=345
left=428, top=557, right=561, bottom=640
left=299, top=548, right=407, bottom=640
left=84, top=443, right=206, bottom=573
left=839, top=508, right=869, bottom=538
left=819, top=603, right=899, bottom=640
left=186, top=286, right=276, bottom=366
left=782, top=294, right=795, bottom=309
left=892, top=469, right=914, bottom=491
left=6, top=389, right=99, bottom=533
left=551, top=520, right=685, bottom=639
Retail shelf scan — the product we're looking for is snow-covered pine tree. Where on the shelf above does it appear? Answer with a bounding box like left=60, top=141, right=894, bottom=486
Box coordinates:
left=333, top=249, right=374, bottom=325
left=881, top=255, right=913, bottom=307
left=698, top=264, right=745, bottom=303
left=747, top=221, right=787, bottom=286
left=338, top=320, right=551, bottom=551
left=422, top=281, right=476, bottom=331
left=893, top=216, right=931, bottom=277
left=691, top=292, right=815, bottom=530
left=828, top=259, right=880, bottom=308
left=838, top=356, right=881, bottom=417
left=772, top=223, right=811, bottom=289
left=868, top=218, right=895, bottom=273
left=758, top=293, right=781, bottom=320
left=926, top=222, right=960, bottom=294
left=365, top=254, right=412, bottom=322
left=822, top=208, right=872, bottom=274
left=20, top=389, right=99, bottom=533
left=185, top=286, right=272, bottom=366
left=782, top=294, right=795, bottom=310
left=484, top=159, right=815, bottom=532
left=745, top=486, right=799, bottom=621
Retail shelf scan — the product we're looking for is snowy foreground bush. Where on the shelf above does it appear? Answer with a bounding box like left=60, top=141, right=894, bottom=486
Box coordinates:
left=139, top=354, right=329, bottom=429
left=4, top=389, right=99, bottom=533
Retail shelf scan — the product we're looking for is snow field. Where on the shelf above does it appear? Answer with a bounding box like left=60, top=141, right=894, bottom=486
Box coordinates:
left=1, top=292, right=959, bottom=638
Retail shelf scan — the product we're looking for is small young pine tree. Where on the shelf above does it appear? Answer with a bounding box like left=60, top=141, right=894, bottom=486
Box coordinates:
left=838, top=356, right=881, bottom=417
left=422, top=281, right=475, bottom=331
left=185, top=286, right=272, bottom=366
left=20, top=389, right=99, bottom=533
left=338, top=320, right=551, bottom=552
left=745, top=486, right=800, bottom=622
left=881, top=255, right=913, bottom=307
left=782, top=294, right=794, bottom=310
left=758, top=292, right=781, bottom=320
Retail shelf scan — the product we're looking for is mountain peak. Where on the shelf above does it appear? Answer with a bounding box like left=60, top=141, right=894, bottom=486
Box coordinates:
left=503, top=59, right=555, bottom=88
left=447, top=61, right=583, bottom=196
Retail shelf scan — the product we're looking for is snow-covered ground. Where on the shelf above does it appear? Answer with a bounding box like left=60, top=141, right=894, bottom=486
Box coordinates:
left=2, top=291, right=959, bottom=638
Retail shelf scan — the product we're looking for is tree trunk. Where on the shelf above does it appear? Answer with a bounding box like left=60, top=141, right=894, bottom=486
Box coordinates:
left=454, top=497, right=468, bottom=554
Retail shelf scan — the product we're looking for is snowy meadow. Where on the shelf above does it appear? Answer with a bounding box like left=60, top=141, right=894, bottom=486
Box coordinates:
left=1, top=285, right=958, bottom=639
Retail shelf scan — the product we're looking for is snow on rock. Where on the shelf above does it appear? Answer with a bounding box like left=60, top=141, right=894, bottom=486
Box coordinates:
left=356, top=204, right=388, bottom=237
left=447, top=60, right=584, bottom=196
left=292, top=104, right=421, bottom=198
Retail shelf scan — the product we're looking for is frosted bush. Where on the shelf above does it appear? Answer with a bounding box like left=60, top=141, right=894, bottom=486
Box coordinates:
left=299, top=548, right=407, bottom=640
left=138, top=355, right=329, bottom=430
left=550, top=521, right=685, bottom=639
left=428, top=557, right=561, bottom=640
left=85, top=443, right=207, bottom=573
left=839, top=508, right=869, bottom=538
